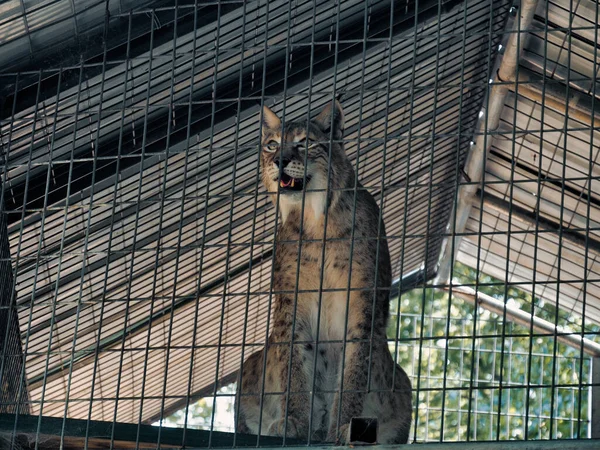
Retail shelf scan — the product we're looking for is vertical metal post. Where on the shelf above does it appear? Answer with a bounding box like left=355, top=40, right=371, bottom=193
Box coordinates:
left=592, top=358, right=600, bottom=439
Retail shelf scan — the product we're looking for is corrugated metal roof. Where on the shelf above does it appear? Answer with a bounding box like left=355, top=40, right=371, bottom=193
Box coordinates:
left=452, top=0, right=600, bottom=329
left=0, top=0, right=510, bottom=422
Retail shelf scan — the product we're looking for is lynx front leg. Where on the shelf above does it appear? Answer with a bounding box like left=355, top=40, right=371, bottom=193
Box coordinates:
left=269, top=297, right=312, bottom=440
left=327, top=342, right=370, bottom=443
left=327, top=294, right=381, bottom=444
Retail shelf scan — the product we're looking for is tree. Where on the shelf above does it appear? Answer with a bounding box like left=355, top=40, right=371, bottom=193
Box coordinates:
left=387, top=262, right=597, bottom=441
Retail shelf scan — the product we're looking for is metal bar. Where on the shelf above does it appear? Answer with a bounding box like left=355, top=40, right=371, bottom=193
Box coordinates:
left=0, top=412, right=298, bottom=448
left=464, top=0, right=504, bottom=439
left=84, top=13, right=135, bottom=447
left=8, top=69, right=45, bottom=449
left=429, top=0, right=449, bottom=439
left=446, top=285, right=600, bottom=358
left=277, top=0, right=299, bottom=442
left=548, top=0, right=575, bottom=435
left=410, top=0, right=426, bottom=441
left=231, top=0, right=280, bottom=442
left=255, top=0, right=281, bottom=443
left=180, top=1, right=204, bottom=446
left=108, top=14, right=156, bottom=446
left=525, top=0, right=551, bottom=440
left=207, top=0, right=244, bottom=444
left=365, top=0, right=396, bottom=406
left=497, top=3, right=529, bottom=437
left=304, top=0, right=322, bottom=443
left=33, top=64, right=66, bottom=450
left=579, top=0, right=600, bottom=439
left=453, top=1, right=481, bottom=440
left=390, top=0, right=424, bottom=396
left=47, top=60, right=86, bottom=447
left=592, top=357, right=600, bottom=439
left=435, top=0, right=540, bottom=284
left=142, top=4, right=184, bottom=447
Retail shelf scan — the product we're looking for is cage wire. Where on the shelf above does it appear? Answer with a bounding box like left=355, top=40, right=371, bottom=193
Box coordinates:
left=0, top=0, right=599, bottom=448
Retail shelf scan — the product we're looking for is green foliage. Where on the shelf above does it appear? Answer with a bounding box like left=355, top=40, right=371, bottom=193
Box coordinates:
left=388, top=262, right=596, bottom=442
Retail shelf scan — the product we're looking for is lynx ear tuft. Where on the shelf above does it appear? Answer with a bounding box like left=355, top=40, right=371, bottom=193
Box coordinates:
left=313, top=100, right=344, bottom=140
left=261, top=105, right=281, bottom=136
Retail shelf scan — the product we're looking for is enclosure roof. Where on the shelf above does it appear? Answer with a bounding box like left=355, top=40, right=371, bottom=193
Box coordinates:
left=453, top=0, right=600, bottom=328
left=0, top=0, right=512, bottom=423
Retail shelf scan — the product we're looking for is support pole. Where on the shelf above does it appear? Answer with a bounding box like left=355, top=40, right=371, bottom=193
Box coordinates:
left=592, top=358, right=600, bottom=439
left=435, top=0, right=539, bottom=283
left=446, top=285, right=600, bottom=358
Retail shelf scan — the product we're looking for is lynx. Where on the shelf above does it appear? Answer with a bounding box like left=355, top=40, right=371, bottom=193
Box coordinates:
left=235, top=101, right=412, bottom=444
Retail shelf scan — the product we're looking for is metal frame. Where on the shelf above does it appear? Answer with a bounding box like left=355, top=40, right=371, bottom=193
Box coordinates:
left=436, top=0, right=539, bottom=284
left=0, top=0, right=598, bottom=447
left=2, top=413, right=599, bottom=449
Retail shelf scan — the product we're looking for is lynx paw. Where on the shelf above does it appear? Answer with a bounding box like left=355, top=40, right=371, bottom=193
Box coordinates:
left=327, top=423, right=350, bottom=445
left=267, top=417, right=300, bottom=438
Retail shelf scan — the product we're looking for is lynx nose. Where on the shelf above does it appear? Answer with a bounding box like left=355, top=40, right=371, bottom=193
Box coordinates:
left=273, top=156, right=291, bottom=168
left=273, top=145, right=295, bottom=168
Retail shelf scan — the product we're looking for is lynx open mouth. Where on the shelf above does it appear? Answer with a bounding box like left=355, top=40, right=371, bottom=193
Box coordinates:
left=279, top=173, right=310, bottom=192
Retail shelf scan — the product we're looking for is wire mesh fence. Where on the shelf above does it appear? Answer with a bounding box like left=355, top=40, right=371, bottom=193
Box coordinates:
left=0, top=0, right=599, bottom=448
left=155, top=265, right=597, bottom=443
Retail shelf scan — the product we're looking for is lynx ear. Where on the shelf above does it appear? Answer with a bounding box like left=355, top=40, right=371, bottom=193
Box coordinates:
left=313, top=100, right=344, bottom=140
left=261, top=105, right=281, bottom=137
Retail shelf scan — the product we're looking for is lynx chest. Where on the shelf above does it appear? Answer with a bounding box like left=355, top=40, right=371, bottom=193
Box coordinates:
left=274, top=225, right=358, bottom=344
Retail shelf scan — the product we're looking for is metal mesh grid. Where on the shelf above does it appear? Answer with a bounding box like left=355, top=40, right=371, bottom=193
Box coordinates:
left=0, top=0, right=598, bottom=448
left=156, top=277, right=596, bottom=443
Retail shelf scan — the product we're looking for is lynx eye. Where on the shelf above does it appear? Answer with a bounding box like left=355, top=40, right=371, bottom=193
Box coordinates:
left=264, top=140, right=279, bottom=153
left=299, top=139, right=316, bottom=151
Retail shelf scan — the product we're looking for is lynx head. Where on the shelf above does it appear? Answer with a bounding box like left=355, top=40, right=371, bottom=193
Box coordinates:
left=259, top=100, right=353, bottom=224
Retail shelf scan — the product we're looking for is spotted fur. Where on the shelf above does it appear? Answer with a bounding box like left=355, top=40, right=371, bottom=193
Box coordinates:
left=235, top=101, right=412, bottom=444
